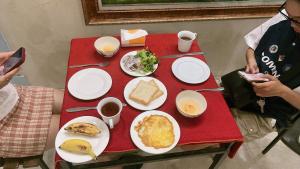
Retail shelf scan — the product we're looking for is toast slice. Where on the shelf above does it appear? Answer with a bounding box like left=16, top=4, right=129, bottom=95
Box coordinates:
left=129, top=80, right=159, bottom=105
left=149, top=80, right=163, bottom=101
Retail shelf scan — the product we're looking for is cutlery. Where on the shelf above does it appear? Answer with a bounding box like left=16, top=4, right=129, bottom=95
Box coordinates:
left=181, top=87, right=224, bottom=92
left=69, top=61, right=110, bottom=68
left=161, top=51, right=205, bottom=59
left=66, top=103, right=127, bottom=112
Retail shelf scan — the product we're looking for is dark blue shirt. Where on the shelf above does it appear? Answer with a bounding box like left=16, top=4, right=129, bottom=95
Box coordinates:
left=255, top=20, right=300, bottom=78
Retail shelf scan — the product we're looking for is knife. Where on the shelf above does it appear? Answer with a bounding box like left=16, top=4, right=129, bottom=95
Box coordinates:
left=160, top=51, right=205, bottom=58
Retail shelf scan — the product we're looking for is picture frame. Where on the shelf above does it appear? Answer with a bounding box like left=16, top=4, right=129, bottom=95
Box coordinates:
left=81, top=0, right=283, bottom=25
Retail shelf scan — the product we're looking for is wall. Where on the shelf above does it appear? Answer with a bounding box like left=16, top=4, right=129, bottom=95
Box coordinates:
left=0, top=0, right=271, bottom=88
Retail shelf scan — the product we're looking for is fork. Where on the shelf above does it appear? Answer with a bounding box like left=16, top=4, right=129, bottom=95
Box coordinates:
left=181, top=87, right=224, bottom=92
left=69, top=61, right=110, bottom=68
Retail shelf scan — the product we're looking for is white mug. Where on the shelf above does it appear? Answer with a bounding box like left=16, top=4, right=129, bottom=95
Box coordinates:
left=177, top=30, right=197, bottom=52
left=97, top=97, right=122, bottom=129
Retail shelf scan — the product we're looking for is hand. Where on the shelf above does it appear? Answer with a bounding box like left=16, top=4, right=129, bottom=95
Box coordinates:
left=0, top=51, right=20, bottom=89
left=252, top=74, right=289, bottom=97
left=0, top=51, right=14, bottom=65
left=245, top=47, right=259, bottom=74
left=0, top=67, right=20, bottom=89
left=245, top=61, right=259, bottom=74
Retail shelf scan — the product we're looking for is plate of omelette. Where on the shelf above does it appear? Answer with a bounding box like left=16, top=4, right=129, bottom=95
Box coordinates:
left=130, top=110, right=180, bottom=154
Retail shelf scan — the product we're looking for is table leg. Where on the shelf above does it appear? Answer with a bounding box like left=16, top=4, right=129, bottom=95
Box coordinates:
left=120, top=154, right=143, bottom=169
left=209, top=143, right=233, bottom=169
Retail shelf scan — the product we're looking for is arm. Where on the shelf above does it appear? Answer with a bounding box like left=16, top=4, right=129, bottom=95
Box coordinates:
left=252, top=74, right=300, bottom=110
left=245, top=47, right=259, bottom=73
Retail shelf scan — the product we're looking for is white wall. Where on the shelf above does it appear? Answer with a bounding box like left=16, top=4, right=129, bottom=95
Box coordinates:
left=0, top=0, right=270, bottom=88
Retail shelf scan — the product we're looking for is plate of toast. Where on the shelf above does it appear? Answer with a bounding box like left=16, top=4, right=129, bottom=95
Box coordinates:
left=123, top=77, right=167, bottom=110
left=130, top=110, right=180, bottom=154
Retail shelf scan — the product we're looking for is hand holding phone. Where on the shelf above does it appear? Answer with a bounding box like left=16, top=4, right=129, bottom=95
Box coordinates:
left=0, top=47, right=25, bottom=76
left=238, top=71, right=269, bottom=83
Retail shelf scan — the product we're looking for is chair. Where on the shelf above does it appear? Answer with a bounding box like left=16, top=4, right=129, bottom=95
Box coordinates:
left=262, top=111, right=300, bottom=155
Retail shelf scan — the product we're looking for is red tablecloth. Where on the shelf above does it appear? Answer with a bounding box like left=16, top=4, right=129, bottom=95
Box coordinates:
left=55, top=33, right=243, bottom=164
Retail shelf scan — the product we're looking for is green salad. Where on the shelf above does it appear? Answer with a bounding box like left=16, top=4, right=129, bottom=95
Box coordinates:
left=135, top=49, right=159, bottom=73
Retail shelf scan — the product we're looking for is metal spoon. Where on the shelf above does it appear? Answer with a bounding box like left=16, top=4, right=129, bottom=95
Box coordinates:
left=66, top=103, right=127, bottom=113
left=181, top=87, right=224, bottom=92
left=69, top=61, right=110, bottom=68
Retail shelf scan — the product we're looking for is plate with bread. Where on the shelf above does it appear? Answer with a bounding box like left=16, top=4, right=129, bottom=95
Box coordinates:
left=130, top=110, right=180, bottom=154
left=55, top=116, right=110, bottom=163
left=124, top=77, right=167, bottom=110
left=120, top=50, right=159, bottom=77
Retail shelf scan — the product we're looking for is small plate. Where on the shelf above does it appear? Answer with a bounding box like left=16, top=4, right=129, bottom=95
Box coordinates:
left=130, top=110, right=180, bottom=154
left=124, top=77, right=167, bottom=111
left=120, top=51, right=158, bottom=77
left=68, top=68, right=112, bottom=100
left=172, top=57, right=210, bottom=84
left=55, top=116, right=110, bottom=163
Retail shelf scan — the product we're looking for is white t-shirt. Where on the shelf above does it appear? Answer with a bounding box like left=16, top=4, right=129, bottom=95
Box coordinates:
left=0, top=83, right=19, bottom=120
left=244, top=10, right=287, bottom=50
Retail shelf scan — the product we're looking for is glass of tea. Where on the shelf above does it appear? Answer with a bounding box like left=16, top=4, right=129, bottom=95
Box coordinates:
left=177, top=30, right=197, bottom=52
left=97, top=97, right=123, bottom=129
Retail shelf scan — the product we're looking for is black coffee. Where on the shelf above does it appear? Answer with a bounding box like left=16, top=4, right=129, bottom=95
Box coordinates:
left=101, top=102, right=119, bottom=117
left=180, top=36, right=192, bottom=41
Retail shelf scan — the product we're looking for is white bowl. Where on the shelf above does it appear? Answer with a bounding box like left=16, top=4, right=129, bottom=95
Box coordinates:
left=94, top=36, right=120, bottom=57
left=175, top=90, right=207, bottom=118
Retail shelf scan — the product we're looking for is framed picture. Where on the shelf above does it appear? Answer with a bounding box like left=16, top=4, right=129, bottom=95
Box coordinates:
left=81, top=0, right=284, bottom=25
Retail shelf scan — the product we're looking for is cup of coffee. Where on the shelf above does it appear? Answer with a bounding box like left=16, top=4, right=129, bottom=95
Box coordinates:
left=97, top=97, right=122, bottom=129
left=177, top=30, right=197, bottom=52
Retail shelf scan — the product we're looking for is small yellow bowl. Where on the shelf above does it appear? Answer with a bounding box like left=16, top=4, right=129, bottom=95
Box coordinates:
left=176, top=90, right=207, bottom=118
left=94, top=36, right=120, bottom=57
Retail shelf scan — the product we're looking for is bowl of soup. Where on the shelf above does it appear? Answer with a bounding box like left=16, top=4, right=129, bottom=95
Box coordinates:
left=94, top=36, right=120, bottom=57
left=175, top=90, right=207, bottom=118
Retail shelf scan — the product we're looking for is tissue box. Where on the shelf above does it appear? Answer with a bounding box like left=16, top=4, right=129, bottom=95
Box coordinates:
left=121, top=29, right=148, bottom=47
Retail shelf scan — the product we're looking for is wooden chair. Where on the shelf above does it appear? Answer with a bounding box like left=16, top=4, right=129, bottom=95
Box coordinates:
left=262, top=111, right=300, bottom=155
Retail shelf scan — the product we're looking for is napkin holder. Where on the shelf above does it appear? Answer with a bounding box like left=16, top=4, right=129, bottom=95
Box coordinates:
left=121, top=29, right=148, bottom=47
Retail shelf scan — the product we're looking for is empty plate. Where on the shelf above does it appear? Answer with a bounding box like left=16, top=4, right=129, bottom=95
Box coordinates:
left=172, top=57, right=210, bottom=84
left=68, top=68, right=112, bottom=100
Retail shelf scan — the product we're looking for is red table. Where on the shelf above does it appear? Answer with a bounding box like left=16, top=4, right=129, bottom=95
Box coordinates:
left=55, top=33, right=243, bottom=169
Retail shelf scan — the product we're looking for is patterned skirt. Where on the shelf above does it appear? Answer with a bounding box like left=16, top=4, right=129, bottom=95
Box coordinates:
left=0, top=86, right=54, bottom=157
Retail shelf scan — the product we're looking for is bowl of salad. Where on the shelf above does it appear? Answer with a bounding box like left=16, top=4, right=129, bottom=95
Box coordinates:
left=120, top=49, right=159, bottom=77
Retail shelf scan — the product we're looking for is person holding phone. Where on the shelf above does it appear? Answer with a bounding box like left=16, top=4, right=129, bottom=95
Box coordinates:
left=0, top=51, right=63, bottom=158
left=231, top=0, right=300, bottom=141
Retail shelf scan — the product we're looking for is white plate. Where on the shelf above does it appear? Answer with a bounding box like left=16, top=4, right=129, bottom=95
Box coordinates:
left=130, top=110, right=180, bottom=154
left=120, top=51, right=158, bottom=77
left=172, top=57, right=210, bottom=84
left=68, top=68, right=112, bottom=100
left=55, top=116, right=110, bottom=164
left=124, top=77, right=167, bottom=111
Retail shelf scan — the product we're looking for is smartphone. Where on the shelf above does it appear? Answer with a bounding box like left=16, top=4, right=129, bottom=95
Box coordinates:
left=238, top=71, right=269, bottom=83
left=1, top=47, right=25, bottom=75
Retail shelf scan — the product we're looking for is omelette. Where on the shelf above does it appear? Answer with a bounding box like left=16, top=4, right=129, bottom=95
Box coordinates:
left=135, top=115, right=175, bottom=149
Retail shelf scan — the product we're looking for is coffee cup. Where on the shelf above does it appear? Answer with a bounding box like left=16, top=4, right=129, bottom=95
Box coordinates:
left=97, top=97, right=122, bottom=129
left=177, top=30, right=197, bottom=52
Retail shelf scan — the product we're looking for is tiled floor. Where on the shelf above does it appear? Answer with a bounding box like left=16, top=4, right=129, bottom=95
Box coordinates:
left=7, top=132, right=299, bottom=169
